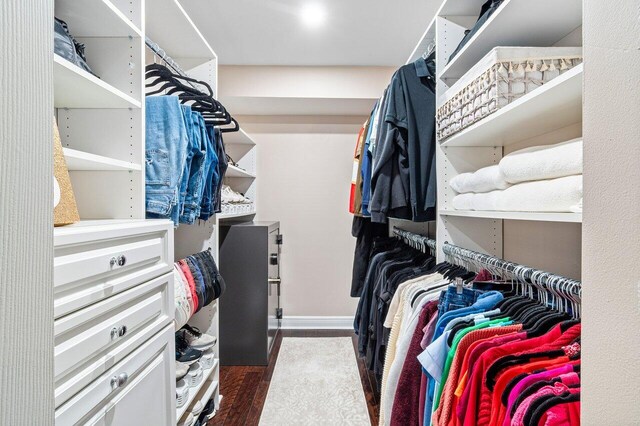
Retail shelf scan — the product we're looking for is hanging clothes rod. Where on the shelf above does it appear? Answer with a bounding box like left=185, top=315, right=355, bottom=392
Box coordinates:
left=392, top=227, right=436, bottom=254
left=145, top=36, right=189, bottom=78
left=442, top=242, right=581, bottom=308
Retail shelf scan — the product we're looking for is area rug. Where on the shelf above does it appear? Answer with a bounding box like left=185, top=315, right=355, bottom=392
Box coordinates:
left=259, top=337, right=370, bottom=425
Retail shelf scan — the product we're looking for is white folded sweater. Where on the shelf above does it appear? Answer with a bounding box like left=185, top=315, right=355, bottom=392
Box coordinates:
left=452, top=175, right=582, bottom=213
left=500, top=138, right=583, bottom=184
left=449, top=165, right=511, bottom=194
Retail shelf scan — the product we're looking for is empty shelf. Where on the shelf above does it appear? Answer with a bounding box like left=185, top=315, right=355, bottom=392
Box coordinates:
left=54, top=55, right=141, bottom=109
left=225, top=165, right=256, bottom=179
left=63, top=148, right=141, bottom=171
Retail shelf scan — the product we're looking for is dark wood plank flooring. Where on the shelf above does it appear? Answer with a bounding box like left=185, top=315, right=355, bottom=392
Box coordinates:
left=208, top=330, right=379, bottom=426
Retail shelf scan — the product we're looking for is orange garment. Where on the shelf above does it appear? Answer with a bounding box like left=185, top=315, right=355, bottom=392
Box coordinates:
left=432, top=325, right=522, bottom=426
left=349, top=119, right=369, bottom=215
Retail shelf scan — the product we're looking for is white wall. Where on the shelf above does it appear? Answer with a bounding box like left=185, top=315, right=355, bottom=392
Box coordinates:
left=582, top=0, right=640, bottom=423
left=0, top=0, right=54, bottom=423
left=246, top=116, right=366, bottom=318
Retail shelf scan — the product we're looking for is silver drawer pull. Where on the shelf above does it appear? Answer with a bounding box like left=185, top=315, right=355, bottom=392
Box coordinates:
left=109, top=255, right=127, bottom=268
left=110, top=372, right=129, bottom=389
left=110, top=325, right=128, bottom=340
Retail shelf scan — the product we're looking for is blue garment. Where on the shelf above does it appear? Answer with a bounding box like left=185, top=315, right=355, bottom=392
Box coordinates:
left=180, top=111, right=208, bottom=224
left=199, top=125, right=220, bottom=221
left=361, top=106, right=377, bottom=217
left=187, top=256, right=206, bottom=313
left=423, top=290, right=504, bottom=426
left=145, top=96, right=189, bottom=226
left=437, top=286, right=482, bottom=317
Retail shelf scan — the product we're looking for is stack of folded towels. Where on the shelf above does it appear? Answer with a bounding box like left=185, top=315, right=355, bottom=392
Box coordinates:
left=450, top=138, right=583, bottom=213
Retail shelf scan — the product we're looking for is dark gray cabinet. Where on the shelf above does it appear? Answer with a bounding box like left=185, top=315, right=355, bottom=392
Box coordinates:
left=219, top=221, right=281, bottom=365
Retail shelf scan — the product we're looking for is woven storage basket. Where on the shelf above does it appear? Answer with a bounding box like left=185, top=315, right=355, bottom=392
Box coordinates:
left=437, top=47, right=582, bottom=141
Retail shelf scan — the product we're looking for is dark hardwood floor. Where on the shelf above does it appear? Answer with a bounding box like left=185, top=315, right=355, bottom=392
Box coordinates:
left=208, top=330, right=380, bottom=426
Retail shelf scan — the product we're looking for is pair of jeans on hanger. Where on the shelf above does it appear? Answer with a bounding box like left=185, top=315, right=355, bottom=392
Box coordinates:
left=145, top=96, right=189, bottom=225
left=447, top=0, right=504, bottom=63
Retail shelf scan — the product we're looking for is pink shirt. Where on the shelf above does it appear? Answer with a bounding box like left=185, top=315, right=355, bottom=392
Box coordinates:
left=503, top=367, right=580, bottom=426
left=511, top=382, right=580, bottom=426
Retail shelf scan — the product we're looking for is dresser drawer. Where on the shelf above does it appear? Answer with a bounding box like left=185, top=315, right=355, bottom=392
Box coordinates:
left=54, top=220, right=173, bottom=319
left=55, top=272, right=173, bottom=407
left=55, top=325, right=175, bottom=426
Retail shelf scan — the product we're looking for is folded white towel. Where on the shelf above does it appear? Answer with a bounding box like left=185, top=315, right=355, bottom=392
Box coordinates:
left=496, top=175, right=582, bottom=212
left=452, top=175, right=582, bottom=213
left=449, top=165, right=511, bottom=194
left=500, top=138, right=583, bottom=184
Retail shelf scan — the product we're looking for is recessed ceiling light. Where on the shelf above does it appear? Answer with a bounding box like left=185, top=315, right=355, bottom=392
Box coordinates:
left=300, top=3, right=326, bottom=29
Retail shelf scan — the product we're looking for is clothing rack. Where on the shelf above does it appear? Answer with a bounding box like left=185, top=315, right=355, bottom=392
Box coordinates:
left=392, top=227, right=436, bottom=255
left=442, top=242, right=582, bottom=317
left=145, top=36, right=189, bottom=78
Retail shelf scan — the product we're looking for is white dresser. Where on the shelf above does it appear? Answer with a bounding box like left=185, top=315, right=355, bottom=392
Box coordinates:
left=53, top=220, right=175, bottom=426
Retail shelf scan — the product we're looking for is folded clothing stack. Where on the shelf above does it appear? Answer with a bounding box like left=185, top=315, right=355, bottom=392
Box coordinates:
left=450, top=138, right=583, bottom=213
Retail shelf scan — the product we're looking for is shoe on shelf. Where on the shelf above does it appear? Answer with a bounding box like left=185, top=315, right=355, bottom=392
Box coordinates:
left=177, top=412, right=194, bottom=426
left=199, top=349, right=216, bottom=369
left=176, top=333, right=203, bottom=365
left=199, top=398, right=217, bottom=422
left=185, top=362, right=204, bottom=388
left=176, top=380, right=189, bottom=408
left=190, top=399, right=205, bottom=418
left=176, top=361, right=190, bottom=381
left=181, top=325, right=217, bottom=351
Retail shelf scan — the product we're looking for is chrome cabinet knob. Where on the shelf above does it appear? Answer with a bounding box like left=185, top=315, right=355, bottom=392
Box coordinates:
left=110, top=372, right=128, bottom=389
left=117, top=255, right=127, bottom=266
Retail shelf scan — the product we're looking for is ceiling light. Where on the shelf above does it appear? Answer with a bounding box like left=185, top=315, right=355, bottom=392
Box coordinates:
left=300, top=3, right=326, bottom=29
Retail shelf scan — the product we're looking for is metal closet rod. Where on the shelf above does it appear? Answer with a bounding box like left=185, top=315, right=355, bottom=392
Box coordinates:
left=145, top=36, right=189, bottom=78
left=442, top=242, right=582, bottom=298
left=392, top=227, right=436, bottom=253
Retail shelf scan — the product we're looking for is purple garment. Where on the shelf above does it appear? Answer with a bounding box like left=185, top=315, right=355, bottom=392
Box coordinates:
left=421, top=313, right=439, bottom=349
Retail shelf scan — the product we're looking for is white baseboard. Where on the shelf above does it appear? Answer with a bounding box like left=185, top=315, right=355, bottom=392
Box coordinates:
left=281, top=316, right=354, bottom=330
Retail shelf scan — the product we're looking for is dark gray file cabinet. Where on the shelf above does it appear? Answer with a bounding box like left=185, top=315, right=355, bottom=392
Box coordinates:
left=219, top=221, right=281, bottom=365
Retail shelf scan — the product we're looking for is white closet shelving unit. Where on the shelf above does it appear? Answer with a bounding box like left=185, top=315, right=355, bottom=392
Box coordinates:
left=406, top=0, right=583, bottom=277
left=219, top=128, right=258, bottom=220
left=145, top=1, right=258, bottom=423
left=53, top=1, right=177, bottom=425
left=145, top=1, right=223, bottom=424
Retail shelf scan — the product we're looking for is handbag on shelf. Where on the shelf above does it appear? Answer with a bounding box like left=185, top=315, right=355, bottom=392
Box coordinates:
left=54, top=17, right=98, bottom=77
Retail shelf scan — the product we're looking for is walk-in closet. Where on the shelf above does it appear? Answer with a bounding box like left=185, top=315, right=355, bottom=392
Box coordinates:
left=1, top=0, right=639, bottom=425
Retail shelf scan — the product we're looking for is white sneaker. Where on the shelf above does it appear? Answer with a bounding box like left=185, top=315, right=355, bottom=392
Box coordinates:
left=181, top=325, right=217, bottom=351
left=190, top=400, right=205, bottom=417
left=176, top=361, right=190, bottom=381
left=200, top=349, right=216, bottom=369
left=176, top=380, right=189, bottom=408
left=185, top=362, right=204, bottom=388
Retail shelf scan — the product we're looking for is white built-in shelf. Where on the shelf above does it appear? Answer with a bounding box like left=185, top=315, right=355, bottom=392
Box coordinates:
left=438, top=0, right=582, bottom=83
left=440, top=210, right=582, bottom=223
left=177, top=360, right=219, bottom=421
left=226, top=165, right=256, bottom=179
left=439, top=0, right=486, bottom=16
left=217, top=211, right=256, bottom=220
left=440, top=64, right=582, bottom=147
left=54, top=55, right=142, bottom=109
left=224, top=129, right=256, bottom=146
left=406, top=16, right=436, bottom=64
left=146, top=0, right=216, bottom=64
left=63, top=148, right=141, bottom=171
left=55, top=0, right=141, bottom=37
left=179, top=379, right=220, bottom=423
